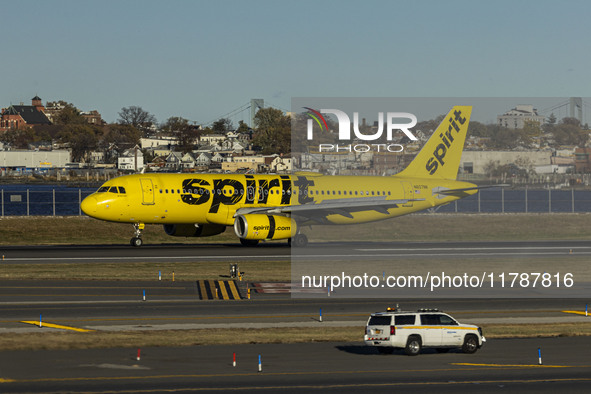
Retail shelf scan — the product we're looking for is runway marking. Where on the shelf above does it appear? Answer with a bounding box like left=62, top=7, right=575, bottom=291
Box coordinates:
left=452, top=362, right=573, bottom=368
left=357, top=246, right=591, bottom=251
left=562, top=310, right=590, bottom=316
left=3, top=369, right=591, bottom=387
left=20, top=321, right=94, bottom=332
left=196, top=280, right=241, bottom=300
left=227, top=281, right=241, bottom=300
left=8, top=248, right=591, bottom=263
left=4, top=255, right=290, bottom=262
left=218, top=281, right=229, bottom=300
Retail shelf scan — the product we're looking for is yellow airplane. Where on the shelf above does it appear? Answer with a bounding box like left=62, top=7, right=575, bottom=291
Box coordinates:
left=81, top=106, right=482, bottom=247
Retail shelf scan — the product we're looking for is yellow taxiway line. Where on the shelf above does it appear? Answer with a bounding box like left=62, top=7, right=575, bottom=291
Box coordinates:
left=20, top=321, right=94, bottom=332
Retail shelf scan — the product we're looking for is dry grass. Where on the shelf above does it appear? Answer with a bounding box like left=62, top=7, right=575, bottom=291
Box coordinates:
left=305, top=213, right=591, bottom=242
left=1, top=213, right=591, bottom=246
left=0, top=261, right=290, bottom=282
left=2, top=323, right=591, bottom=351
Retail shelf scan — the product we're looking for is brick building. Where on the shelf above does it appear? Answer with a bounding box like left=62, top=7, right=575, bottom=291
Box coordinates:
left=0, top=96, right=52, bottom=131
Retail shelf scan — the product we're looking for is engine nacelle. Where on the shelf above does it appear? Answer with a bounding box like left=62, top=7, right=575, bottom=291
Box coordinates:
left=234, top=214, right=296, bottom=241
left=163, top=223, right=226, bottom=237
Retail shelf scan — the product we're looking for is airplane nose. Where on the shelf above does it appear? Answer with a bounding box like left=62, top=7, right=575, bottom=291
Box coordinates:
left=81, top=195, right=97, bottom=216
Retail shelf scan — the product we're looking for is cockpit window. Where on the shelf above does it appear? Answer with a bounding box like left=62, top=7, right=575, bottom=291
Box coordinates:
left=97, top=186, right=109, bottom=193
left=109, top=187, right=119, bottom=193
left=118, top=187, right=126, bottom=194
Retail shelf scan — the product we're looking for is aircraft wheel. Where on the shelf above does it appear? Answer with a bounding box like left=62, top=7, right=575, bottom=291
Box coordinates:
left=292, top=234, right=308, bottom=247
left=240, top=238, right=259, bottom=247
left=130, top=237, right=143, bottom=247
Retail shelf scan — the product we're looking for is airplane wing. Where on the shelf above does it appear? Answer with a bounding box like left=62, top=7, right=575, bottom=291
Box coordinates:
left=235, top=197, right=425, bottom=220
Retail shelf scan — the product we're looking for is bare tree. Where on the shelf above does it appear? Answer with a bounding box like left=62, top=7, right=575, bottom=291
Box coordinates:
left=118, top=106, right=157, bottom=136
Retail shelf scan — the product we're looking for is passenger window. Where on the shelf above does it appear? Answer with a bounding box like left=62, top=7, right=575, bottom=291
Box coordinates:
left=109, top=187, right=118, bottom=193
left=439, top=315, right=458, bottom=325
left=171, top=189, right=174, bottom=194
left=420, top=314, right=441, bottom=325
left=165, top=189, right=169, bottom=194
left=118, top=187, right=126, bottom=194
left=394, top=315, right=416, bottom=325
left=368, top=316, right=391, bottom=326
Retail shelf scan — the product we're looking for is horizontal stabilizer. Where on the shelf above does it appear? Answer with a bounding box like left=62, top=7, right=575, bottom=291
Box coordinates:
left=433, top=184, right=510, bottom=197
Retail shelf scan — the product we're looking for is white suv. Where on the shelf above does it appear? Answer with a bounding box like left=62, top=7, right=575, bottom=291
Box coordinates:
left=364, top=308, right=486, bottom=356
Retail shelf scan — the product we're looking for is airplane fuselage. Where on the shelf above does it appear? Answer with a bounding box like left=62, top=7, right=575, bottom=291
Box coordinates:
left=81, top=172, right=476, bottom=226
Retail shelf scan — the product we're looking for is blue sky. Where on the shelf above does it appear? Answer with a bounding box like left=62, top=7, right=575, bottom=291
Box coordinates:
left=1, top=0, right=589, bottom=125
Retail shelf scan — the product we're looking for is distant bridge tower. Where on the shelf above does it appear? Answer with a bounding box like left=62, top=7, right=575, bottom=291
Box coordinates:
left=250, top=99, right=264, bottom=127
left=569, top=97, right=583, bottom=124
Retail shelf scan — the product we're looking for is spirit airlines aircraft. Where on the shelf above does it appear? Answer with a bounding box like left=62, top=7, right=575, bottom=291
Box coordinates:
left=81, top=106, right=481, bottom=247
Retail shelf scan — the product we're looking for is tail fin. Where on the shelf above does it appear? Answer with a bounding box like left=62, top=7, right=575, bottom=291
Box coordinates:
left=397, top=106, right=472, bottom=180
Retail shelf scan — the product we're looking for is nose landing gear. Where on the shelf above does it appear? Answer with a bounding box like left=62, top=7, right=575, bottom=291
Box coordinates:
left=130, top=223, right=145, bottom=247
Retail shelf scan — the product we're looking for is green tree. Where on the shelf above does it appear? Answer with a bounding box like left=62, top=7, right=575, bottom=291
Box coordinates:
left=53, top=104, right=86, bottom=125
left=58, top=124, right=99, bottom=162
left=236, top=120, right=250, bottom=133
left=102, top=124, right=141, bottom=146
left=467, top=121, right=489, bottom=138
left=0, top=128, right=37, bottom=149
left=552, top=118, right=588, bottom=146
left=212, top=118, right=233, bottom=132
left=521, top=120, right=542, bottom=146
left=252, top=108, right=291, bottom=154
left=161, top=117, right=199, bottom=153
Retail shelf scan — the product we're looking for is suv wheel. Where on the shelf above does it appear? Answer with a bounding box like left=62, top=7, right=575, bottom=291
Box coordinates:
left=405, top=336, right=421, bottom=356
left=462, top=335, right=478, bottom=354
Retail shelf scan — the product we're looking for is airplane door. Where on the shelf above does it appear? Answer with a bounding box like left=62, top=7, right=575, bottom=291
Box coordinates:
left=140, top=178, right=155, bottom=205
left=402, top=181, right=414, bottom=207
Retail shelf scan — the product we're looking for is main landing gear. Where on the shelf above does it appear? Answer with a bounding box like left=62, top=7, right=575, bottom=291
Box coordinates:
left=130, top=223, right=145, bottom=247
left=288, top=233, right=308, bottom=248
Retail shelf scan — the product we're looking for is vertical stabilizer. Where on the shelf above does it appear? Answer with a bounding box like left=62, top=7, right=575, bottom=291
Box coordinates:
left=397, top=106, right=472, bottom=180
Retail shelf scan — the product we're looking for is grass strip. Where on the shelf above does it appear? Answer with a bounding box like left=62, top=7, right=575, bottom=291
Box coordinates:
left=0, top=261, right=290, bottom=282
left=2, top=213, right=591, bottom=246
left=0, top=323, right=590, bottom=351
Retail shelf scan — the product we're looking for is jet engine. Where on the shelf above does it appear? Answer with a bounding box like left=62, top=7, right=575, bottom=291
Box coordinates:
left=234, top=214, right=296, bottom=240
left=163, top=223, right=226, bottom=237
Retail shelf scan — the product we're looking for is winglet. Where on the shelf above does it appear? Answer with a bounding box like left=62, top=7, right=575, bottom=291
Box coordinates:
left=397, top=106, right=472, bottom=180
